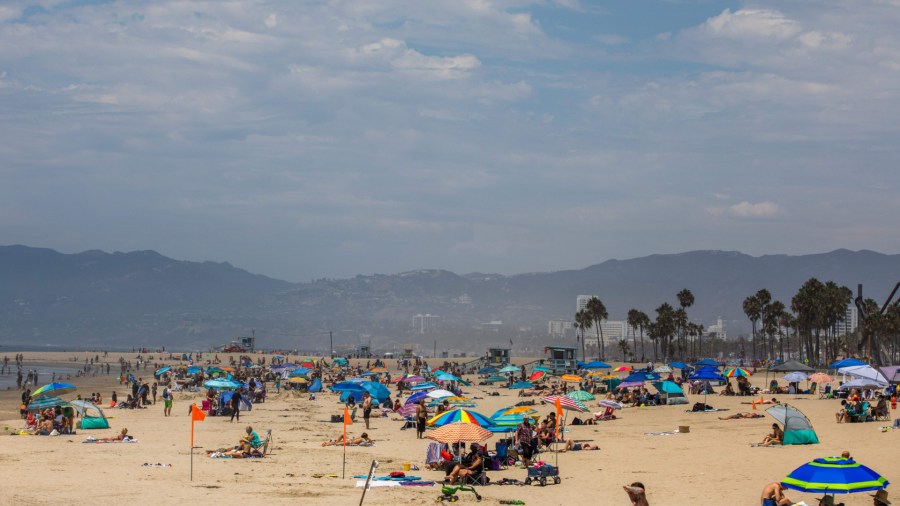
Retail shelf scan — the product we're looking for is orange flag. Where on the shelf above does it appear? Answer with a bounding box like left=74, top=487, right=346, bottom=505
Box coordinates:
left=191, top=403, right=206, bottom=447
left=343, top=407, right=352, bottom=448
left=554, top=397, right=563, bottom=439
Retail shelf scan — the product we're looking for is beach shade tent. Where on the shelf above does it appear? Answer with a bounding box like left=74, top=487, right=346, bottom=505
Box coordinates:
left=880, top=366, right=900, bottom=384
left=668, top=362, right=690, bottom=370
left=410, top=382, right=438, bottom=391
left=653, top=365, right=673, bottom=374
left=219, top=391, right=252, bottom=412
left=694, top=359, right=721, bottom=367
left=203, top=379, right=243, bottom=390
left=26, top=396, right=68, bottom=411
left=541, top=395, right=589, bottom=412
left=828, top=358, right=868, bottom=370
left=784, top=372, right=810, bottom=383
left=566, top=390, right=595, bottom=402
left=426, top=389, right=455, bottom=399
left=498, top=365, right=520, bottom=374
left=724, top=367, right=752, bottom=378
left=32, top=382, right=77, bottom=399
left=838, top=365, right=889, bottom=385
left=769, top=361, right=815, bottom=373
left=652, top=380, right=689, bottom=405
left=154, top=366, right=171, bottom=378
left=529, top=370, right=547, bottom=382
left=186, top=366, right=202, bottom=374
left=288, top=368, right=310, bottom=377
left=427, top=408, right=495, bottom=428
left=308, top=378, right=323, bottom=393
left=765, top=404, right=819, bottom=445
left=782, top=457, right=888, bottom=495
left=509, top=381, right=534, bottom=390
left=70, top=400, right=110, bottom=430
left=478, top=366, right=499, bottom=375
left=839, top=378, right=888, bottom=390
left=582, top=361, right=612, bottom=370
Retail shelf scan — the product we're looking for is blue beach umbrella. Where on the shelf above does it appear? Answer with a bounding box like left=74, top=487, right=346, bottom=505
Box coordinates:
left=154, top=366, right=171, bottom=378
left=668, top=362, right=689, bottom=370
left=498, top=365, right=519, bottom=374
left=32, top=382, right=77, bottom=398
left=203, top=379, right=242, bottom=390
left=508, top=381, right=533, bottom=389
left=288, top=368, right=310, bottom=377
left=782, top=457, right=889, bottom=495
left=410, top=382, right=438, bottom=391
left=582, top=361, right=612, bottom=370
left=186, top=366, right=201, bottom=374
left=405, top=391, right=430, bottom=405
left=26, top=396, right=68, bottom=411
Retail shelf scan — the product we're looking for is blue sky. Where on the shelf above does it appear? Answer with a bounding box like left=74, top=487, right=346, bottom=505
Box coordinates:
left=2, top=0, right=899, bottom=281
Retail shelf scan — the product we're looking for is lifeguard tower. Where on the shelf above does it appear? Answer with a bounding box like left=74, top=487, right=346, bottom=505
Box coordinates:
left=357, top=344, right=371, bottom=358
left=487, top=348, right=510, bottom=367
left=545, top=345, right=577, bottom=375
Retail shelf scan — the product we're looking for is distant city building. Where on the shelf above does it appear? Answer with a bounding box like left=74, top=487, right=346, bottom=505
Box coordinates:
left=548, top=319, right=574, bottom=338
left=583, top=320, right=631, bottom=345
left=706, top=317, right=727, bottom=340
left=834, top=305, right=858, bottom=336
left=454, top=294, right=472, bottom=305
left=576, top=295, right=597, bottom=313
left=412, top=314, right=440, bottom=334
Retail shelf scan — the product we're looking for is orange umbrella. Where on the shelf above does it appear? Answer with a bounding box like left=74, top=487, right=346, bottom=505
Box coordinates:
left=560, top=374, right=583, bottom=382
left=614, top=366, right=632, bottom=373
left=425, top=422, right=493, bottom=443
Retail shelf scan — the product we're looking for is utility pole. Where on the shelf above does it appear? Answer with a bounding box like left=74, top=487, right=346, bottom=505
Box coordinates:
left=329, top=331, right=333, bottom=358
left=433, top=339, right=436, bottom=359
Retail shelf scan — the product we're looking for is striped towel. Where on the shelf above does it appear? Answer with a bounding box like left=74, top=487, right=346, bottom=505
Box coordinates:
left=426, top=442, right=442, bottom=464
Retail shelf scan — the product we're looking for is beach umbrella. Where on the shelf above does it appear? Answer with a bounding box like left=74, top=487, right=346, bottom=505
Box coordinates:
left=397, top=404, right=418, bottom=417
left=770, top=361, right=815, bottom=373
left=668, top=361, right=689, bottom=370
left=839, top=378, right=888, bottom=390
left=689, top=368, right=726, bottom=406
left=186, top=366, right=201, bottom=374
left=427, top=408, right=495, bottom=427
left=498, top=365, right=520, bottom=374
left=724, top=367, right=752, bottom=378
left=617, top=381, right=644, bottom=389
left=598, top=399, right=624, bottom=410
left=410, top=382, right=438, bottom=391
left=566, top=390, right=595, bottom=402
left=436, top=372, right=462, bottom=382
left=784, top=372, right=809, bottom=383
left=154, top=366, right=171, bottom=378
left=426, top=422, right=493, bottom=444
left=582, top=361, right=612, bottom=369
left=370, top=367, right=387, bottom=373
left=32, top=382, right=77, bottom=398
left=529, top=370, right=546, bottom=382
left=26, top=396, right=68, bottom=411
left=478, top=366, right=498, bottom=375
left=533, top=366, right=551, bottom=373
left=560, top=374, right=583, bottom=383
left=808, top=372, right=834, bottom=384
left=405, top=391, right=430, bottom=405
left=426, top=389, right=454, bottom=399
left=508, top=381, right=534, bottom=389
left=694, top=359, right=720, bottom=367
left=782, top=457, right=889, bottom=495
left=331, top=381, right=366, bottom=392
left=288, top=377, right=308, bottom=384
left=498, top=406, right=537, bottom=416
left=289, top=368, right=310, bottom=377
left=614, top=366, right=632, bottom=373
left=203, top=379, right=242, bottom=390
left=542, top=395, right=589, bottom=412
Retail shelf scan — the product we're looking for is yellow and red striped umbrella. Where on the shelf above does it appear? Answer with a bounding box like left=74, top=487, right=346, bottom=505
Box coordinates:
left=425, top=422, right=493, bottom=443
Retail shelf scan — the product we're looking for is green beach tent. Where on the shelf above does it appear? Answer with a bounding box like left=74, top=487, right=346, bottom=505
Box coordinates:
left=766, top=404, right=819, bottom=445
left=70, top=400, right=110, bottom=430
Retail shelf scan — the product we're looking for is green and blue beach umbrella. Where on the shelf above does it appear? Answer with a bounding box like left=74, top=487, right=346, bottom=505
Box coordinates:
left=32, top=382, right=77, bottom=398
left=782, top=457, right=889, bottom=495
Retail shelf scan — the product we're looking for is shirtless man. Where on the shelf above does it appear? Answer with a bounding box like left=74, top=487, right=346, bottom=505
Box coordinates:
left=761, top=482, right=793, bottom=506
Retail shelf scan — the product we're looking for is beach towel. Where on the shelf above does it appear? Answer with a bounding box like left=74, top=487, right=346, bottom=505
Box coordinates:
left=83, top=437, right=138, bottom=443
left=346, top=441, right=374, bottom=447
left=644, top=431, right=677, bottom=436
left=685, top=408, right=729, bottom=413
left=399, top=481, right=435, bottom=486
left=356, top=480, right=399, bottom=488
left=426, top=442, right=442, bottom=464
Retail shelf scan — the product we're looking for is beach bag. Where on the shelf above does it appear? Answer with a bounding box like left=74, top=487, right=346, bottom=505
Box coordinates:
left=330, top=414, right=342, bottom=423
left=692, top=402, right=712, bottom=412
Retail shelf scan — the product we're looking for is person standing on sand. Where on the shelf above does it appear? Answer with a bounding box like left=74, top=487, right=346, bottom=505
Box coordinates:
left=162, top=386, right=172, bottom=417
left=362, top=393, right=372, bottom=430
left=416, top=399, right=428, bottom=439
left=151, top=383, right=158, bottom=405
left=230, top=390, right=242, bottom=422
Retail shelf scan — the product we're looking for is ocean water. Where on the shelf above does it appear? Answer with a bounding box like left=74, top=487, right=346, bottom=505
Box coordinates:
left=0, top=365, right=84, bottom=391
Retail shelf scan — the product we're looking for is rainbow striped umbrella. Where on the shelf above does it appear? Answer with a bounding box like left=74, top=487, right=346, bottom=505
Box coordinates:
left=782, top=457, right=889, bottom=494
left=542, top=395, right=589, bottom=412
left=724, top=367, right=752, bottom=377
left=426, top=422, right=493, bottom=443
left=427, top=408, right=494, bottom=427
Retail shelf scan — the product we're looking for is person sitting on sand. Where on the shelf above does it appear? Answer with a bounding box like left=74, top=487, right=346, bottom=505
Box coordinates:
left=97, top=428, right=130, bottom=442
left=563, top=440, right=598, bottom=451
left=760, top=423, right=783, bottom=446
left=722, top=382, right=736, bottom=396
left=623, top=482, right=649, bottom=506
left=447, top=443, right=484, bottom=485
left=239, top=426, right=260, bottom=453
left=321, top=432, right=373, bottom=446
left=761, top=481, right=794, bottom=506
left=720, top=412, right=765, bottom=420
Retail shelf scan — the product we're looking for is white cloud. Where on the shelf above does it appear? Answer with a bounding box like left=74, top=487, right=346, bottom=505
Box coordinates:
left=728, top=201, right=780, bottom=218
left=700, top=9, right=801, bottom=40
left=264, top=14, right=277, bottom=28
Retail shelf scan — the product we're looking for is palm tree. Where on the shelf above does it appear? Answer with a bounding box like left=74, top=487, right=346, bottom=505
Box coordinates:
left=574, top=309, right=592, bottom=363
left=627, top=309, right=641, bottom=364
left=638, top=311, right=650, bottom=362
left=677, top=289, right=695, bottom=358
left=654, top=303, right=676, bottom=361
left=586, top=297, right=608, bottom=361
left=755, top=289, right=772, bottom=360
left=743, top=295, right=761, bottom=362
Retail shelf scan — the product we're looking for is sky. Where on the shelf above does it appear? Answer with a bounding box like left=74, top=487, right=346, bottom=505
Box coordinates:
left=2, top=0, right=900, bottom=282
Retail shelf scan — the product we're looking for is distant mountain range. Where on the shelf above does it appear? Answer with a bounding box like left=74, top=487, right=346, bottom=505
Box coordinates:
left=2, top=245, right=899, bottom=351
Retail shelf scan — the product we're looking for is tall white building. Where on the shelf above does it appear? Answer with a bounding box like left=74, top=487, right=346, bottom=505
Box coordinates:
left=583, top=320, right=632, bottom=344
left=412, top=314, right=440, bottom=334
left=706, top=317, right=727, bottom=340
left=834, top=305, right=859, bottom=336
left=548, top=319, right=573, bottom=338
left=576, top=295, right=597, bottom=313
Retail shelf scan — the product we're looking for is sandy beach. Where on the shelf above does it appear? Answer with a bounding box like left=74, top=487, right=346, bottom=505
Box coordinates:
left=1, top=352, right=896, bottom=506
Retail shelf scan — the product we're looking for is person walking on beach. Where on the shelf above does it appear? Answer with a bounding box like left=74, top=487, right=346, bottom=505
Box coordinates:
left=415, top=399, right=427, bottom=439
left=515, top=417, right=534, bottom=467
left=362, top=393, right=372, bottom=430
left=151, top=383, right=158, bottom=405
left=230, top=391, right=243, bottom=422
left=162, top=386, right=172, bottom=417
